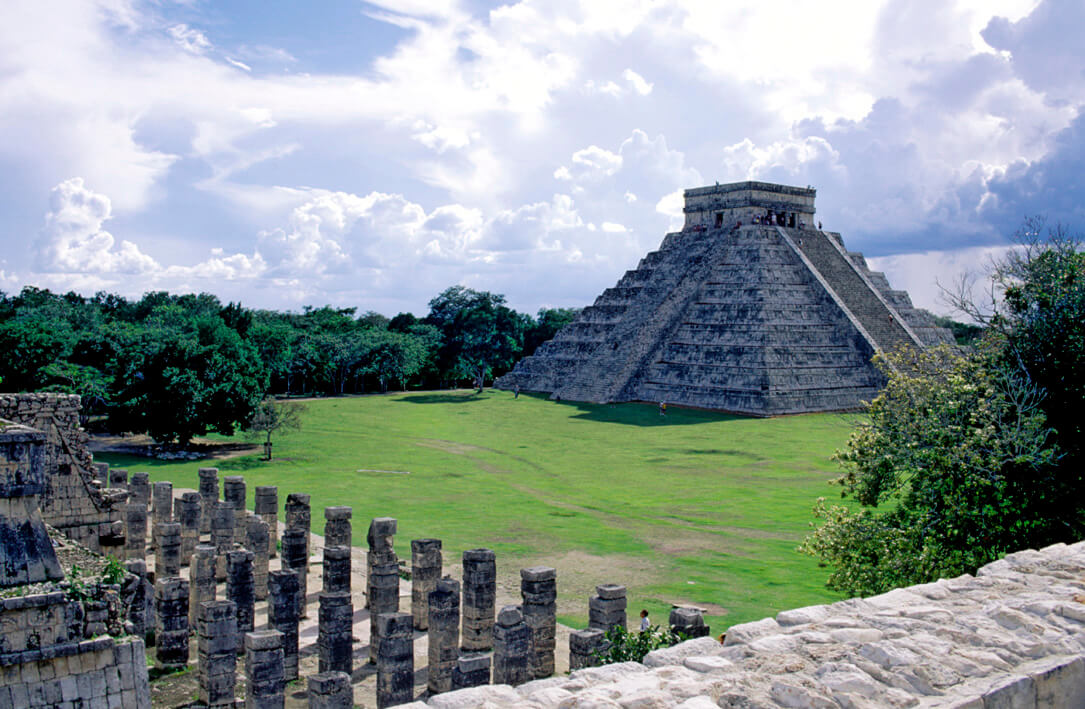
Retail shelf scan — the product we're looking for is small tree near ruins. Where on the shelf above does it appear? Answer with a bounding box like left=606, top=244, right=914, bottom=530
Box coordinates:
left=247, top=398, right=306, bottom=460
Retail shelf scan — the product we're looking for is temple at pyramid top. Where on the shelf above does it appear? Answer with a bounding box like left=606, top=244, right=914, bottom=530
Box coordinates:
left=495, top=181, right=955, bottom=416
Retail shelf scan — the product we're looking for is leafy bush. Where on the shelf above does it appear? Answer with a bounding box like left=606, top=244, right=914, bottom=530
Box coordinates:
left=591, top=624, right=686, bottom=665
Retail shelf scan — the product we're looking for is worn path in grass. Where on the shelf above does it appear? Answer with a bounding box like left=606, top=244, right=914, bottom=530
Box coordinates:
left=95, top=389, right=860, bottom=632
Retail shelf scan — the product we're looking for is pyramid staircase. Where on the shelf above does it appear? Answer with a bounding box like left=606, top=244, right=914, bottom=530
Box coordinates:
left=497, top=195, right=954, bottom=415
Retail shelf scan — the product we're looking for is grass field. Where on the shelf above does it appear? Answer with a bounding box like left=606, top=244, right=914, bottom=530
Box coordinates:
left=95, top=389, right=860, bottom=632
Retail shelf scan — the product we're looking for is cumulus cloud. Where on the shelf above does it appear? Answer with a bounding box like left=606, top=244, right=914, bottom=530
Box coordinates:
left=4, top=0, right=1085, bottom=317
left=622, top=69, right=652, bottom=95
left=36, top=178, right=159, bottom=274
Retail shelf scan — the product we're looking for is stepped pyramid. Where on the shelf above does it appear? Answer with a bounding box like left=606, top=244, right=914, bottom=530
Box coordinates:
left=496, top=181, right=954, bottom=415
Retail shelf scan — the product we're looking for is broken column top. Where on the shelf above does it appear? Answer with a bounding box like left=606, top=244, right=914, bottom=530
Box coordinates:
left=324, top=506, right=351, bottom=520
left=463, top=548, right=496, bottom=562
left=497, top=606, right=524, bottom=626
left=521, top=566, right=556, bottom=582
left=595, top=584, right=626, bottom=599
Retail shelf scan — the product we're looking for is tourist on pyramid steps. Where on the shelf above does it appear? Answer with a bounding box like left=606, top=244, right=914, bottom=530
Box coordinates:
left=659, top=401, right=666, bottom=417
left=640, top=609, right=650, bottom=632
left=818, top=220, right=822, bottom=230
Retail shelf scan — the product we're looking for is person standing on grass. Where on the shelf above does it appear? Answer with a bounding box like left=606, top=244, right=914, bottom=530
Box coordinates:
left=514, top=385, right=520, bottom=399
left=640, top=609, right=650, bottom=631
left=659, top=401, right=666, bottom=417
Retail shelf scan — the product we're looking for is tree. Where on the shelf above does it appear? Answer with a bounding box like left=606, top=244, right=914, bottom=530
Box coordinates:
left=800, top=345, right=1059, bottom=595
left=109, top=308, right=268, bottom=446
left=804, top=224, right=1084, bottom=595
left=247, top=398, right=306, bottom=460
left=525, top=307, right=580, bottom=356
left=425, top=286, right=529, bottom=389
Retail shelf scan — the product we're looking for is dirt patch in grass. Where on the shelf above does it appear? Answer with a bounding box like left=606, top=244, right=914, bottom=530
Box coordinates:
left=518, top=550, right=665, bottom=618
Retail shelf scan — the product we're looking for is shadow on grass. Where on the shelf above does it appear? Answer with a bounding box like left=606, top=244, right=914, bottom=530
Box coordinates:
left=559, top=399, right=749, bottom=428
left=395, top=388, right=751, bottom=427
left=396, top=392, right=488, bottom=404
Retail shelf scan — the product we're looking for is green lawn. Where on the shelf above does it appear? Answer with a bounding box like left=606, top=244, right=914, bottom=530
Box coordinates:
left=96, top=389, right=861, bottom=632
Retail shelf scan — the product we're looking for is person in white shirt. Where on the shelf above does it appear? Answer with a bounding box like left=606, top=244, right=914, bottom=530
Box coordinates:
left=639, top=609, right=650, bottom=631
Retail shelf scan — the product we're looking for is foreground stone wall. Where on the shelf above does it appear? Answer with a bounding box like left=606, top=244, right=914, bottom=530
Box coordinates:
left=0, top=593, right=151, bottom=708
left=416, top=541, right=1085, bottom=708
left=0, top=394, right=122, bottom=552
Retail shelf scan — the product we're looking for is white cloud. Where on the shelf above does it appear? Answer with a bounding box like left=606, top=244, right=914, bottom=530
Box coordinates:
left=601, top=222, right=627, bottom=233
left=168, top=24, right=212, bottom=55
left=36, top=178, right=159, bottom=274
left=868, top=244, right=1019, bottom=318
left=622, top=69, right=652, bottom=95
left=1, top=0, right=1082, bottom=316
left=570, top=146, right=623, bottom=176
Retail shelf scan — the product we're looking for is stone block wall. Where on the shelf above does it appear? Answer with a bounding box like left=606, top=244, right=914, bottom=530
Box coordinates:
left=0, top=593, right=151, bottom=708
left=0, top=394, right=122, bottom=552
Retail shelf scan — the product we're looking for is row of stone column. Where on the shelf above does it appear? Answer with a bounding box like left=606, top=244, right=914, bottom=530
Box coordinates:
left=116, top=468, right=571, bottom=708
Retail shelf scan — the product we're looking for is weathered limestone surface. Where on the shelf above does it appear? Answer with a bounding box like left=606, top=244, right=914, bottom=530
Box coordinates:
left=427, top=576, right=461, bottom=694
left=0, top=593, right=150, bottom=709
left=318, top=591, right=353, bottom=675
left=461, top=548, right=496, bottom=651
left=670, top=605, right=710, bottom=638
left=588, top=583, right=626, bottom=632
left=245, top=629, right=285, bottom=709
left=376, top=612, right=414, bottom=708
left=123, top=559, right=153, bottom=641
left=451, top=654, right=490, bottom=691
left=521, top=566, right=556, bottom=678
left=176, top=491, right=200, bottom=566
left=198, top=599, right=237, bottom=707
left=254, top=485, right=278, bottom=558
left=411, top=538, right=442, bottom=630
left=129, top=471, right=150, bottom=508
left=280, top=527, right=309, bottom=621
left=0, top=394, right=122, bottom=552
left=425, top=542, right=1085, bottom=708
left=268, top=569, right=300, bottom=681
left=227, top=548, right=256, bottom=642
left=198, top=467, right=219, bottom=535
left=189, top=544, right=217, bottom=629
left=212, top=500, right=235, bottom=582
left=154, top=521, right=182, bottom=578
left=247, top=515, right=270, bottom=601
left=368, top=517, right=399, bottom=663
left=322, top=545, right=351, bottom=594
left=223, top=475, right=247, bottom=545
left=308, top=670, right=353, bottom=709
left=492, top=605, right=532, bottom=687
left=0, top=420, right=63, bottom=586
left=324, top=505, right=352, bottom=547
left=124, top=502, right=147, bottom=562
left=154, top=576, right=189, bottom=669
left=495, top=182, right=955, bottom=416
left=568, top=628, right=605, bottom=671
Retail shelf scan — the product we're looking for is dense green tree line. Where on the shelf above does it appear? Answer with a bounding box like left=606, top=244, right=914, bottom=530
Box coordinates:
left=0, top=285, right=578, bottom=444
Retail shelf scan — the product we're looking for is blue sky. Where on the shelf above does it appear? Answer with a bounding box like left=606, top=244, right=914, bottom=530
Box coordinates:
left=2, top=0, right=1082, bottom=317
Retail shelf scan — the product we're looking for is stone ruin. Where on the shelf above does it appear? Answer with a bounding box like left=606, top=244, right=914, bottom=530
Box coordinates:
left=0, top=394, right=126, bottom=551
left=496, top=181, right=955, bottom=415
left=0, top=403, right=151, bottom=709
left=6, top=390, right=1085, bottom=708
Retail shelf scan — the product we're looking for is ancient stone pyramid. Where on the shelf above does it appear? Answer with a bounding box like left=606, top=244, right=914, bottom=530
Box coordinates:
left=496, top=181, right=954, bottom=415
